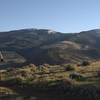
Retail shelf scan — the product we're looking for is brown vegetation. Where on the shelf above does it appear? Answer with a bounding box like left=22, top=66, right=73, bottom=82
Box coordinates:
left=0, top=61, right=100, bottom=100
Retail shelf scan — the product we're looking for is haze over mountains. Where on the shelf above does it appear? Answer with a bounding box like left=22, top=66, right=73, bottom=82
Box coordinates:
left=0, top=28, right=100, bottom=67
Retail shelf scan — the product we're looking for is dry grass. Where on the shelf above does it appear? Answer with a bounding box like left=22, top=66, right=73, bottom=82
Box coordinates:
left=0, top=61, right=100, bottom=100
left=0, top=61, right=100, bottom=86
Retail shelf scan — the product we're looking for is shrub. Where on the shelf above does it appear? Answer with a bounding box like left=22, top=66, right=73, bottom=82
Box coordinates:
left=21, top=71, right=27, bottom=77
left=29, top=64, right=37, bottom=72
left=39, top=65, right=49, bottom=73
left=43, top=64, right=50, bottom=68
left=65, top=65, right=75, bottom=71
left=69, top=73, right=83, bottom=81
left=81, top=61, right=90, bottom=66
left=29, top=64, right=36, bottom=67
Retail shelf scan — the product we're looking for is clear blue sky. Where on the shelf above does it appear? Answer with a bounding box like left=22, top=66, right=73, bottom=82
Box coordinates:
left=0, top=0, right=100, bottom=33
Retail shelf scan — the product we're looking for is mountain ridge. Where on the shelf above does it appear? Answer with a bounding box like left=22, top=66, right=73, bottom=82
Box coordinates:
left=0, top=28, right=100, bottom=67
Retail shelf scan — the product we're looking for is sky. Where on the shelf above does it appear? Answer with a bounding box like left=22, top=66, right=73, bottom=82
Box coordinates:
left=0, top=0, right=100, bottom=33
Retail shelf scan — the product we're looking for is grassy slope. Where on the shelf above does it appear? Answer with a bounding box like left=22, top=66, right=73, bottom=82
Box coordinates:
left=0, top=61, right=100, bottom=100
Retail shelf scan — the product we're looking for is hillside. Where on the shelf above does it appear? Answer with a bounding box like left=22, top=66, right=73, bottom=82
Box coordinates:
left=0, top=51, right=26, bottom=69
left=0, top=28, right=100, bottom=100
left=0, top=28, right=100, bottom=67
left=0, top=29, right=100, bottom=65
left=0, top=61, right=100, bottom=100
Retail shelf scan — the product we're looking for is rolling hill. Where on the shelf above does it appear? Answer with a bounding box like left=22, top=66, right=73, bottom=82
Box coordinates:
left=0, top=28, right=100, bottom=67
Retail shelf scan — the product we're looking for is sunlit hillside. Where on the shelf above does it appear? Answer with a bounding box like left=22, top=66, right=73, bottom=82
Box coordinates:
left=0, top=61, right=100, bottom=100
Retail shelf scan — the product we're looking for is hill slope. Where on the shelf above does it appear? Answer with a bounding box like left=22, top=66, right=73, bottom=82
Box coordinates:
left=0, top=61, right=100, bottom=100
left=0, top=28, right=100, bottom=66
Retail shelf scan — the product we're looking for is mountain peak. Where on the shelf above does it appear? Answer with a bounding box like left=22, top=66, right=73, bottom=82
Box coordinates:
left=36, top=29, right=57, bottom=34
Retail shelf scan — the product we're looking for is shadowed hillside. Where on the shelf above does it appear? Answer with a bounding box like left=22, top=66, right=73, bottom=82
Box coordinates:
left=0, top=29, right=100, bottom=67
left=0, top=51, right=26, bottom=69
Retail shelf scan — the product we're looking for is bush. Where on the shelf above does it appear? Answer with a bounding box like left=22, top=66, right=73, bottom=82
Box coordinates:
left=39, top=65, right=49, bottom=73
left=69, top=73, right=83, bottom=81
left=21, top=71, right=27, bottom=77
left=81, top=61, right=90, bottom=66
left=29, top=64, right=36, bottom=68
left=29, top=64, right=37, bottom=72
left=65, top=65, right=75, bottom=71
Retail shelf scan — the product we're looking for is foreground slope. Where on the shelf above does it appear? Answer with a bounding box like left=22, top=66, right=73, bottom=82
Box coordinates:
left=0, top=61, right=100, bottom=100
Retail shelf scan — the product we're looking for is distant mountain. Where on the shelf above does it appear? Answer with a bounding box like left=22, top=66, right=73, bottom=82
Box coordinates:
left=0, top=28, right=100, bottom=66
